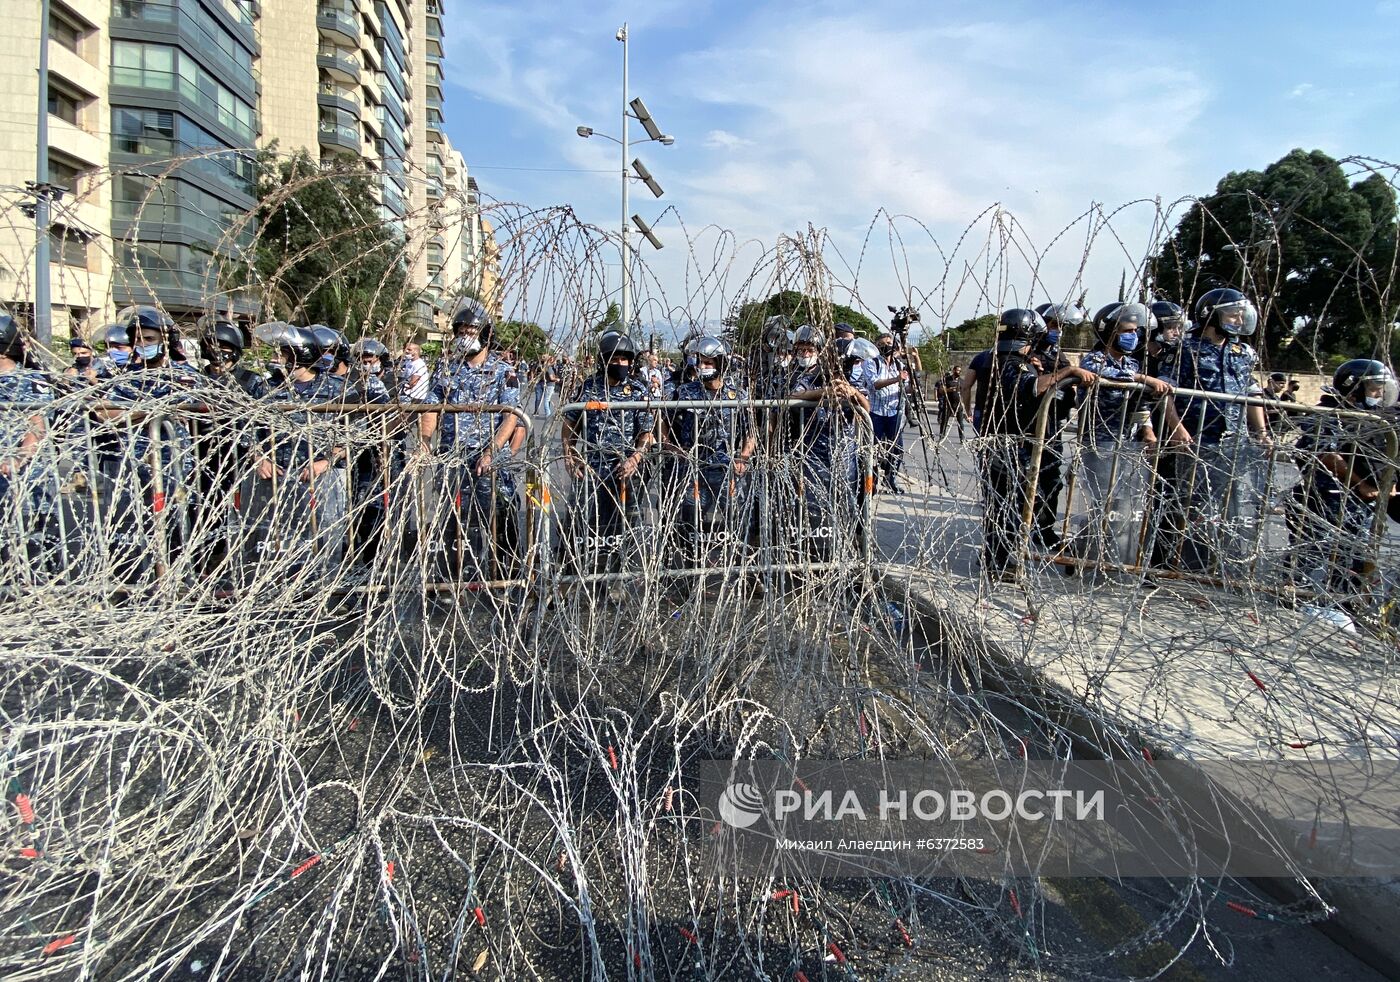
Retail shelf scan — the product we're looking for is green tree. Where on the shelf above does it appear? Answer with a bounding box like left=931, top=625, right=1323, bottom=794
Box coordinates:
left=592, top=302, right=622, bottom=334
left=495, top=320, right=551, bottom=362
left=251, top=150, right=419, bottom=336
left=725, top=290, right=884, bottom=349
left=1148, top=149, right=1398, bottom=369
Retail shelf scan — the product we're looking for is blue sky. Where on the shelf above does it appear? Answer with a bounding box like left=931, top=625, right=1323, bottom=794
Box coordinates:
left=440, top=0, right=1400, bottom=337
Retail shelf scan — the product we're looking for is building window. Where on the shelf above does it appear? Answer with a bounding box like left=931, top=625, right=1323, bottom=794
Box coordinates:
left=47, top=85, right=83, bottom=125
left=112, top=41, right=257, bottom=143
left=50, top=226, right=88, bottom=268
left=50, top=6, right=86, bottom=54
left=48, top=154, right=86, bottom=193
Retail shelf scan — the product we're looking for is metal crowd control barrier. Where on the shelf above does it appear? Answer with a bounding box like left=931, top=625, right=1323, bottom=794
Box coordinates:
left=1017, top=378, right=1400, bottom=600
left=551, top=397, right=876, bottom=587
left=0, top=398, right=543, bottom=599
left=294, top=402, right=539, bottom=595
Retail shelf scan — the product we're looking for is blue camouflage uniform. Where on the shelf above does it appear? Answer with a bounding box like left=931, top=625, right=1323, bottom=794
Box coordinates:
left=1287, top=394, right=1390, bottom=595
left=1160, top=335, right=1264, bottom=574
left=780, top=367, right=860, bottom=552
left=425, top=356, right=519, bottom=577
left=342, top=370, right=394, bottom=560
left=92, top=363, right=202, bottom=578
left=0, top=367, right=58, bottom=576
left=1076, top=348, right=1151, bottom=568
left=670, top=379, right=753, bottom=553
left=562, top=374, right=653, bottom=564
left=0, top=367, right=53, bottom=500
left=427, top=354, right=518, bottom=505
left=253, top=373, right=349, bottom=569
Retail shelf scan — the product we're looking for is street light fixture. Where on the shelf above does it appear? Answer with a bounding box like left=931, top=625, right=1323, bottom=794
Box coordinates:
left=632, top=214, right=663, bottom=250
left=574, top=22, right=675, bottom=331
left=631, top=158, right=663, bottom=198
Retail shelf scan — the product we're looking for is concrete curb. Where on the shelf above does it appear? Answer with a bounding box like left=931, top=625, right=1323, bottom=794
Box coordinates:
left=880, top=565, right=1400, bottom=980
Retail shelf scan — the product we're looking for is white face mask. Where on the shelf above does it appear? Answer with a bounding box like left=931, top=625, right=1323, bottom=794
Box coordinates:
left=453, top=336, right=481, bottom=357
left=698, top=366, right=718, bottom=380
left=796, top=354, right=818, bottom=368
left=1364, top=395, right=1383, bottom=408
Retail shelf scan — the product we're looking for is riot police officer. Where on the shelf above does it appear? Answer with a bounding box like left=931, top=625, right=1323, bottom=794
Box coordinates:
left=667, top=335, right=756, bottom=566
left=1287, top=359, right=1398, bottom=600
left=781, top=325, right=869, bottom=560
left=1076, top=303, right=1173, bottom=573
left=342, top=338, right=395, bottom=562
left=561, top=331, right=654, bottom=574
left=1026, top=303, right=1086, bottom=553
left=249, top=323, right=349, bottom=575
left=0, top=313, right=56, bottom=579
left=980, top=309, right=1095, bottom=583
left=1160, top=287, right=1269, bottom=576
left=201, top=319, right=268, bottom=398
left=419, top=301, right=520, bottom=581
left=93, top=306, right=201, bottom=582
left=96, top=323, right=133, bottom=379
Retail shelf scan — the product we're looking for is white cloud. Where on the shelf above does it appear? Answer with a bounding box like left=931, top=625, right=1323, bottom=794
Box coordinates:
left=703, top=129, right=753, bottom=150
left=1290, top=82, right=1315, bottom=99
left=439, top=3, right=1219, bottom=328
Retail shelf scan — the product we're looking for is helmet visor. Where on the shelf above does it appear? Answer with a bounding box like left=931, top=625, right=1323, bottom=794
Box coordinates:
left=1214, top=298, right=1258, bottom=337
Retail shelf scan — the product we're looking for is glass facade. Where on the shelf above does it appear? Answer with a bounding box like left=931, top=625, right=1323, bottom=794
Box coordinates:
left=109, top=0, right=260, bottom=312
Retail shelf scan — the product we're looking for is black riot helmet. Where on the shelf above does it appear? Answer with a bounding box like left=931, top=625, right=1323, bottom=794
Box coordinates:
left=122, top=304, right=178, bottom=363
left=1148, top=300, right=1187, bottom=347
left=350, top=337, right=390, bottom=375
left=687, top=334, right=731, bottom=380
left=0, top=313, right=23, bottom=361
left=598, top=330, right=639, bottom=364
left=202, top=319, right=245, bottom=366
left=1333, top=359, right=1398, bottom=408
left=761, top=315, right=794, bottom=355
left=450, top=299, right=494, bottom=341
left=103, top=323, right=132, bottom=348
left=792, top=324, right=823, bottom=349
left=1195, top=287, right=1258, bottom=338
left=1091, top=302, right=1123, bottom=337
left=843, top=336, right=879, bottom=373
left=257, top=321, right=320, bottom=368
left=310, top=325, right=349, bottom=366
left=995, top=308, right=1047, bottom=352
left=1096, top=302, right=1153, bottom=352
left=599, top=330, right=638, bottom=384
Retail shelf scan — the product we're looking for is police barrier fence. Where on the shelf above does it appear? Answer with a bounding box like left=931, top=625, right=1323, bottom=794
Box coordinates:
left=1011, top=378, right=1400, bottom=614
left=0, top=396, right=541, bottom=599
left=0, top=391, right=885, bottom=600
left=550, top=397, right=876, bottom=587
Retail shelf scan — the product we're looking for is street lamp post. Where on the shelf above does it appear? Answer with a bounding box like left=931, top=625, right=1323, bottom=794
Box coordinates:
left=33, top=0, right=53, bottom=346
left=576, top=23, right=673, bottom=333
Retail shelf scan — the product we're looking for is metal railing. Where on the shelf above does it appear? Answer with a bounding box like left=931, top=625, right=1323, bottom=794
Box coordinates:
left=1007, top=378, right=1400, bottom=606
left=550, top=397, right=876, bottom=587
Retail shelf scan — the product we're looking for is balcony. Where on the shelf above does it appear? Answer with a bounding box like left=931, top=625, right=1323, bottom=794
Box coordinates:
left=426, top=116, right=444, bottom=143
left=318, top=82, right=361, bottom=117
left=426, top=177, right=443, bottom=199
left=426, top=91, right=443, bottom=113
left=316, top=45, right=361, bottom=83
left=318, top=120, right=361, bottom=155
left=317, top=2, right=360, bottom=44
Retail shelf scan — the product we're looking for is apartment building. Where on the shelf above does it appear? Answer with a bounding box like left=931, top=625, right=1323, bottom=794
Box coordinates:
left=1, top=0, right=490, bottom=339
left=0, top=0, right=115, bottom=336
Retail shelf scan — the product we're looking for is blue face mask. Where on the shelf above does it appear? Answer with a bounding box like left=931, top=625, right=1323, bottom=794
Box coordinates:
left=317, top=353, right=335, bottom=371
left=135, top=343, right=161, bottom=362
left=110, top=350, right=130, bottom=367
left=1116, top=332, right=1139, bottom=353
left=1045, top=329, right=1061, bottom=346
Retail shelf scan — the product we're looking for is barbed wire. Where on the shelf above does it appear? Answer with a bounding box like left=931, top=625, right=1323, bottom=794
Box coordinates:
left=0, top=150, right=1398, bottom=979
